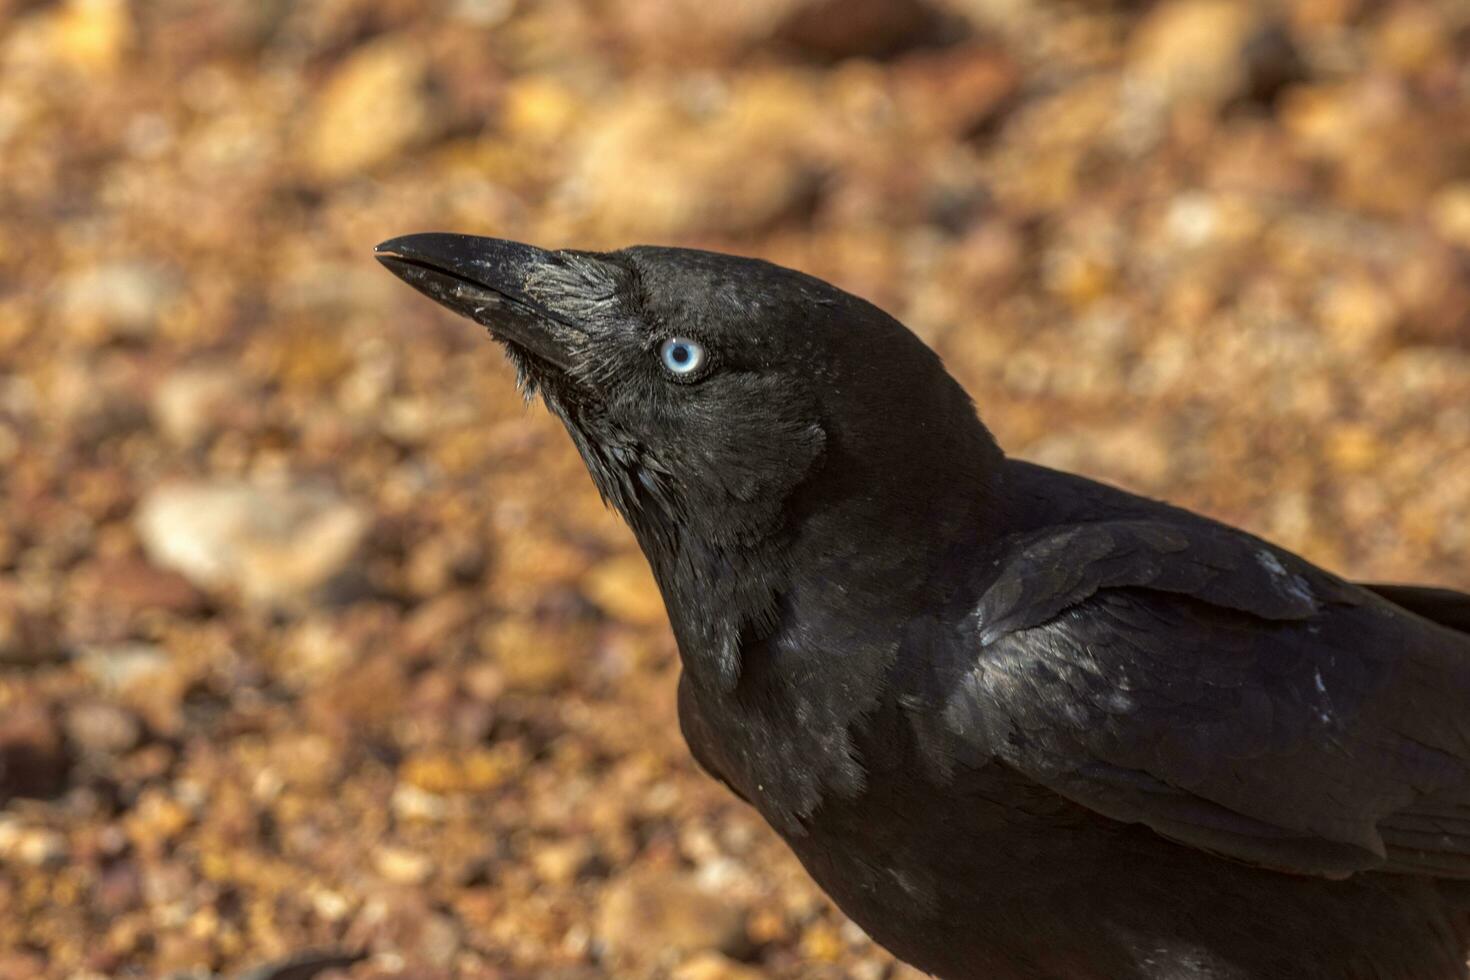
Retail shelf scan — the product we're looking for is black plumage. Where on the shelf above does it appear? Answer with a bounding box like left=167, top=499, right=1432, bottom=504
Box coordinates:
left=377, top=233, right=1470, bottom=979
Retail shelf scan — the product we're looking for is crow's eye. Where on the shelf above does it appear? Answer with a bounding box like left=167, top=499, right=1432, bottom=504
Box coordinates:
left=659, top=338, right=705, bottom=376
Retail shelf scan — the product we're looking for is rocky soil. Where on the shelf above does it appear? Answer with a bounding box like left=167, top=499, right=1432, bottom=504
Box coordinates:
left=1, top=0, right=1468, bottom=976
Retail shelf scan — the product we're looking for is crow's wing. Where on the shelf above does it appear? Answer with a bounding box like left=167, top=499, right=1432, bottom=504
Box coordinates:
left=951, top=519, right=1470, bottom=878
left=1361, top=583, right=1470, bottom=636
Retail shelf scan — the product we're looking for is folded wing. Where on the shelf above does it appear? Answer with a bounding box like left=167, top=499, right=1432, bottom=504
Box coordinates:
left=953, top=520, right=1470, bottom=878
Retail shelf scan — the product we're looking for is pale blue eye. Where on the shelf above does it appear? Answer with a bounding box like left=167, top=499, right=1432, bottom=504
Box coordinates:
left=659, top=337, right=705, bottom=375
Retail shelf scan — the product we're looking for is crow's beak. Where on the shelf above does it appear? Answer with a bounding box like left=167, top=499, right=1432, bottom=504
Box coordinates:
left=375, top=233, right=590, bottom=373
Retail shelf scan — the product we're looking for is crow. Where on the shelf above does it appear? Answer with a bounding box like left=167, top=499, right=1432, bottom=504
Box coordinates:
left=377, top=233, right=1470, bottom=979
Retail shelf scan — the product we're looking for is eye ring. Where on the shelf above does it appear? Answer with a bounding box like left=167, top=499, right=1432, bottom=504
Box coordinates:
left=659, top=337, right=706, bottom=377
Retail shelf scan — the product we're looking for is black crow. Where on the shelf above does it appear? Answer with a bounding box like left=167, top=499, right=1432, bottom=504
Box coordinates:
left=376, top=233, right=1470, bottom=980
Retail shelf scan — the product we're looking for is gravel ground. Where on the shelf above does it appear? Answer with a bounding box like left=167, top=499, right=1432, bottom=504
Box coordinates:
left=1, top=0, right=1468, bottom=976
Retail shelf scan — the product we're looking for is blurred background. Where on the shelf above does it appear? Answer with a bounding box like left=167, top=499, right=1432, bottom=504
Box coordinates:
left=1, top=0, right=1468, bottom=976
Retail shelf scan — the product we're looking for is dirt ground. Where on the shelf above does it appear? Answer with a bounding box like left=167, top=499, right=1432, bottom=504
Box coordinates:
left=1, top=0, right=1468, bottom=976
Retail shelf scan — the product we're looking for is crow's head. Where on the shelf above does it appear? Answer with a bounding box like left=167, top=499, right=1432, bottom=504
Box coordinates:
left=377, top=234, right=999, bottom=579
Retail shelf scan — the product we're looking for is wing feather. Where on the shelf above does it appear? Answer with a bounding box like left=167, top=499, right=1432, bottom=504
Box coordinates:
left=960, top=519, right=1470, bottom=880
left=1361, top=583, right=1470, bottom=635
